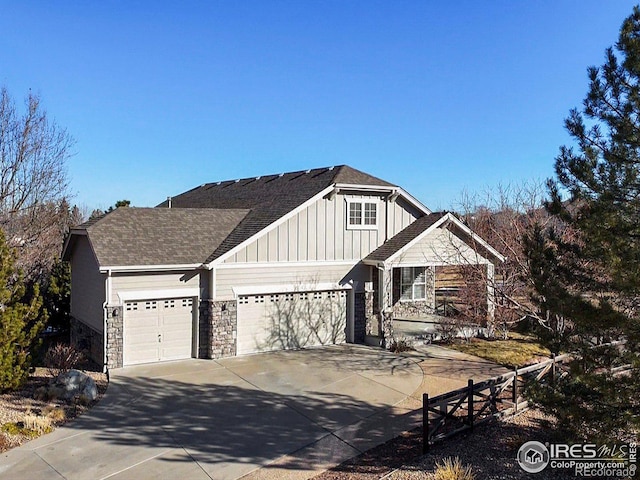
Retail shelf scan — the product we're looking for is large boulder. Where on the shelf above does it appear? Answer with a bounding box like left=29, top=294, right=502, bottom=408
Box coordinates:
left=52, top=369, right=98, bottom=402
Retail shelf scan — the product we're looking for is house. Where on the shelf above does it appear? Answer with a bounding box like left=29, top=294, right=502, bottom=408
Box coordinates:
left=62, top=165, right=504, bottom=370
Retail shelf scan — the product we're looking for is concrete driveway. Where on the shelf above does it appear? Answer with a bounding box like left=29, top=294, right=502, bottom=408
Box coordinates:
left=0, top=345, right=426, bottom=480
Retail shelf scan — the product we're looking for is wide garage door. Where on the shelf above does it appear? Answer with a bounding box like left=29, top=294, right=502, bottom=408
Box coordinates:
left=236, top=290, right=347, bottom=355
left=123, top=297, right=194, bottom=366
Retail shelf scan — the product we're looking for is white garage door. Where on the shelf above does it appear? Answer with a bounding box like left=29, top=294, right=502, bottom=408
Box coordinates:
left=123, top=297, right=194, bottom=366
left=236, top=290, right=347, bottom=355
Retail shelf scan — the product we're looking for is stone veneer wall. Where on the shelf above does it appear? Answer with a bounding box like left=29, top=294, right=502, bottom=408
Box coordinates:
left=198, top=300, right=212, bottom=358
left=354, top=293, right=366, bottom=343
left=205, top=300, right=237, bottom=359
left=355, top=280, right=376, bottom=343
left=69, top=317, right=104, bottom=366
left=105, top=305, right=124, bottom=369
left=391, top=267, right=436, bottom=318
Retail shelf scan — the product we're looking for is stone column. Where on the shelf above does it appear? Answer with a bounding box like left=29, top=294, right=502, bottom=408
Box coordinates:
left=209, top=300, right=237, bottom=359
left=105, top=305, right=123, bottom=369
left=380, top=264, right=394, bottom=347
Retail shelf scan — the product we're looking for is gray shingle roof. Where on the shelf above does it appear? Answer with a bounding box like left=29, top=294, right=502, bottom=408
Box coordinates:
left=157, top=165, right=396, bottom=263
left=76, top=207, right=249, bottom=267
left=364, top=212, right=447, bottom=262
left=69, top=165, right=401, bottom=267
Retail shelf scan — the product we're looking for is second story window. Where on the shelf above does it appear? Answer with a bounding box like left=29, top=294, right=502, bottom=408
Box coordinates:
left=347, top=200, right=377, bottom=229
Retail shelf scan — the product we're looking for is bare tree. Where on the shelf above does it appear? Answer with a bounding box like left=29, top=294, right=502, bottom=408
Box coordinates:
left=0, top=87, right=74, bottom=280
left=444, top=181, right=564, bottom=337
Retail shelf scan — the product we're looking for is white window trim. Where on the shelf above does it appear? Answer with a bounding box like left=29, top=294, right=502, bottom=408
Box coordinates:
left=400, top=266, right=427, bottom=301
left=346, top=199, right=379, bottom=230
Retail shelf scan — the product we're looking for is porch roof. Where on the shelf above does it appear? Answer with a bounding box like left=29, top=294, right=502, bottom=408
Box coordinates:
left=364, top=212, right=447, bottom=262
left=363, top=211, right=506, bottom=265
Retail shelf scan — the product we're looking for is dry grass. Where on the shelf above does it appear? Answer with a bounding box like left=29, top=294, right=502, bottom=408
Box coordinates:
left=446, top=333, right=550, bottom=368
left=42, top=405, right=66, bottom=423
left=0, top=367, right=108, bottom=452
left=22, top=410, right=53, bottom=435
left=433, top=457, right=475, bottom=480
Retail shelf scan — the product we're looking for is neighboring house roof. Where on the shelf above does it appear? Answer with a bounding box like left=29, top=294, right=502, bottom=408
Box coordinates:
left=364, top=212, right=448, bottom=262
left=364, top=211, right=506, bottom=264
left=65, top=207, right=249, bottom=268
left=157, top=165, right=399, bottom=263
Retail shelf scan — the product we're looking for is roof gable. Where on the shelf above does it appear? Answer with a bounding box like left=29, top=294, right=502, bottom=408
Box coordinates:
left=365, top=213, right=447, bottom=263
left=160, top=165, right=398, bottom=263
left=364, top=212, right=505, bottom=264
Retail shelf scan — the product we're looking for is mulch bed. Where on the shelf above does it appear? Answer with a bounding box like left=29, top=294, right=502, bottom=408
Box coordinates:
left=314, top=409, right=578, bottom=480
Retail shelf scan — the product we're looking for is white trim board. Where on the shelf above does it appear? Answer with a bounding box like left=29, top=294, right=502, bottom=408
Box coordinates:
left=232, top=282, right=352, bottom=297
left=216, top=260, right=359, bottom=270
left=101, top=264, right=201, bottom=273
left=118, top=288, right=200, bottom=303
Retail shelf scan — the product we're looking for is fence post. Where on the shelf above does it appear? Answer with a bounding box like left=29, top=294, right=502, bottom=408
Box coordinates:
left=423, top=393, right=429, bottom=454
left=468, top=379, right=474, bottom=430
left=513, top=368, right=518, bottom=412
left=551, top=353, right=556, bottom=385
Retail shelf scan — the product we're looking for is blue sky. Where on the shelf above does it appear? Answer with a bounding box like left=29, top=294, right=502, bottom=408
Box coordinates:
left=1, top=1, right=637, bottom=211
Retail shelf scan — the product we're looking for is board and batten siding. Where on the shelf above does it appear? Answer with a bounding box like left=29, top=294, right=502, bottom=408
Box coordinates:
left=215, top=263, right=367, bottom=301
left=70, top=236, right=106, bottom=332
left=395, top=228, right=492, bottom=266
left=225, top=193, right=420, bottom=264
left=110, top=271, right=204, bottom=304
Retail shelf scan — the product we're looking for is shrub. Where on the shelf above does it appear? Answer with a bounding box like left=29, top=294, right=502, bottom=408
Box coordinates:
left=435, top=318, right=460, bottom=343
left=1, top=422, right=39, bottom=438
left=44, top=343, right=84, bottom=378
left=42, top=406, right=66, bottom=423
left=388, top=338, right=414, bottom=353
left=434, top=457, right=475, bottom=480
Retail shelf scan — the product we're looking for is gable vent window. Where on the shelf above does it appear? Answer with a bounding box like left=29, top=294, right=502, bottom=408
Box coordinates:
left=347, top=200, right=378, bottom=230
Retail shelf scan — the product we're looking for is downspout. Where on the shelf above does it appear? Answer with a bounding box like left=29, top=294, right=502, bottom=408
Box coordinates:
left=102, top=269, right=112, bottom=374
left=209, top=267, right=215, bottom=300
left=348, top=280, right=356, bottom=343
left=385, top=196, right=389, bottom=242
left=376, top=264, right=387, bottom=342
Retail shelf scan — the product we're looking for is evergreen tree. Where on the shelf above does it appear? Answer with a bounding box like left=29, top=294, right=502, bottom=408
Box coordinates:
left=526, top=7, right=640, bottom=442
left=0, top=230, right=46, bottom=391
left=42, top=259, right=71, bottom=334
